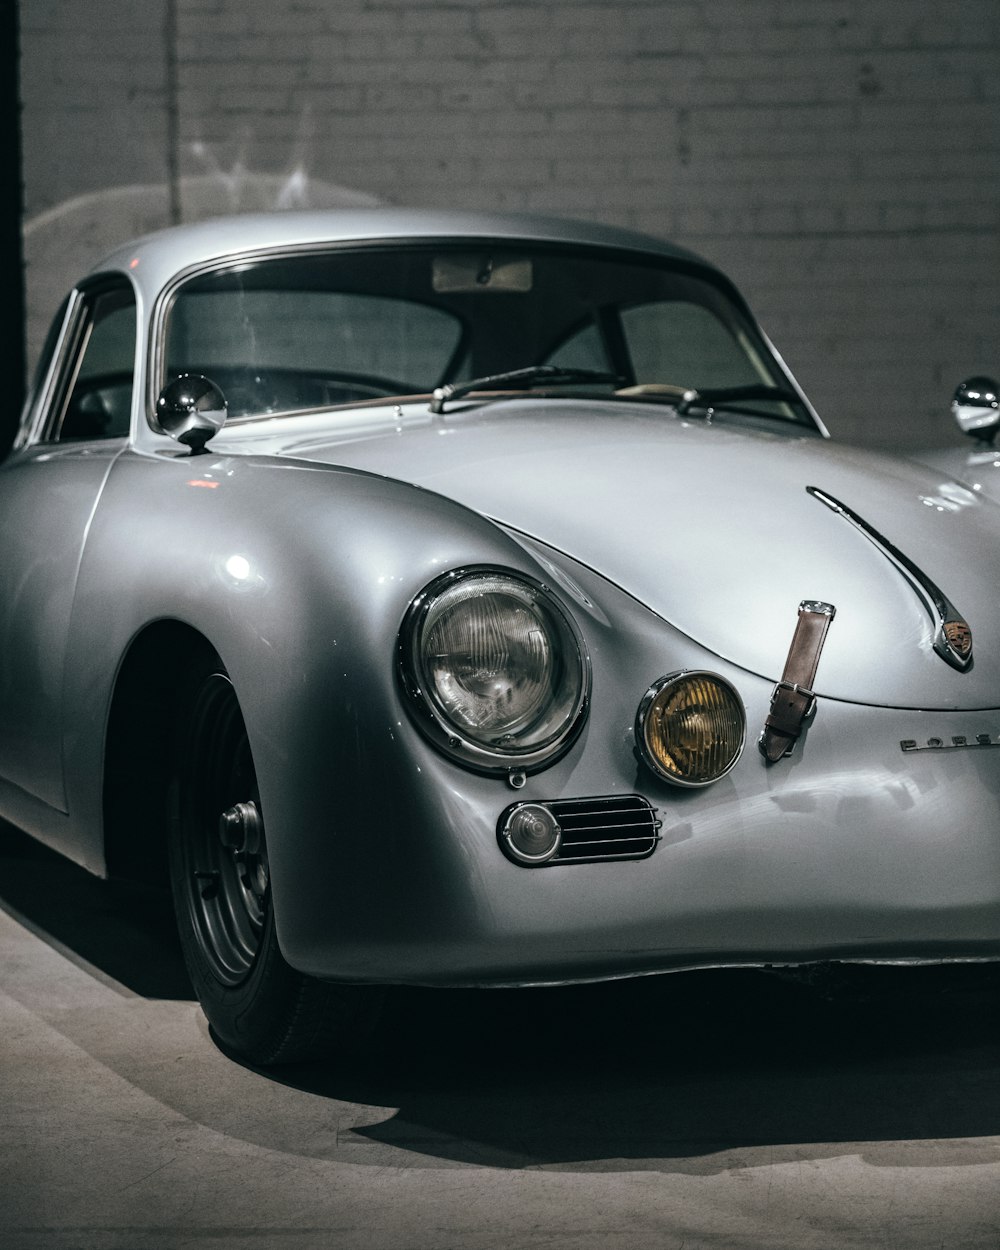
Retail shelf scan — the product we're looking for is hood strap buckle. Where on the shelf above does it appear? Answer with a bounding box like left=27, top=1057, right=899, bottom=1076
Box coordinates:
left=759, top=600, right=836, bottom=763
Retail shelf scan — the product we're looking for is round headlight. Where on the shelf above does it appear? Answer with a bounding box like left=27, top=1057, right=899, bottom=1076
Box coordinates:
left=399, top=568, right=589, bottom=772
left=636, top=671, right=745, bottom=787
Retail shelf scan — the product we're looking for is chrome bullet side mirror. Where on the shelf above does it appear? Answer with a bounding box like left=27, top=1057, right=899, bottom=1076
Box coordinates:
left=155, top=374, right=227, bottom=454
left=952, top=376, right=1000, bottom=444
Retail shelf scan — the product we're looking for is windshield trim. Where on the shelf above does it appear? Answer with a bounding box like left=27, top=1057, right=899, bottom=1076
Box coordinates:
left=147, top=238, right=825, bottom=438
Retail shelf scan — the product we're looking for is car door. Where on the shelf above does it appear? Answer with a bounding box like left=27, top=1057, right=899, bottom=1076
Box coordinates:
left=0, top=276, right=137, bottom=812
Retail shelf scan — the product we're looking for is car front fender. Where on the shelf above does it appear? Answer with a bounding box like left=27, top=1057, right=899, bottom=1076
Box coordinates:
left=60, top=447, right=567, bottom=876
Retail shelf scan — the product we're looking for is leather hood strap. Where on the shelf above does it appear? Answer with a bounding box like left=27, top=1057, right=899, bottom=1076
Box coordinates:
left=759, top=600, right=836, bottom=763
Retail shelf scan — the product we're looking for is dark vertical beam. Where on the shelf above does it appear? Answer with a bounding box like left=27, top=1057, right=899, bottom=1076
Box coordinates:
left=1, top=0, right=26, bottom=459
left=164, top=0, right=181, bottom=225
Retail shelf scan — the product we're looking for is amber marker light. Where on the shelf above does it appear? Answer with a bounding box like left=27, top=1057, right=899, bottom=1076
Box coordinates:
left=636, top=671, right=745, bottom=787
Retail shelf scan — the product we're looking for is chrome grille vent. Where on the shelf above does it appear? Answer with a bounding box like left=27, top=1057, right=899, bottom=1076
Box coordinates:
left=499, top=794, right=661, bottom=866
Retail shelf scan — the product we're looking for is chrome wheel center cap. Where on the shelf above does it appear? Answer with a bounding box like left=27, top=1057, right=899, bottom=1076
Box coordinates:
left=218, top=800, right=263, bottom=856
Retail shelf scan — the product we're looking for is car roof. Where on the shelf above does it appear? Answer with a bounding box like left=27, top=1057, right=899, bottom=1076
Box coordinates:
left=91, top=208, right=725, bottom=296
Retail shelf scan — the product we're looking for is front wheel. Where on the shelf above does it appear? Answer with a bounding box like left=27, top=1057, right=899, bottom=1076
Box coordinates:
left=168, top=658, right=381, bottom=1064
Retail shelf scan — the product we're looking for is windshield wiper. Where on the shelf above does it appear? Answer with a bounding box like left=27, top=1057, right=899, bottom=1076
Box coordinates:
left=674, top=383, right=801, bottom=416
left=430, top=365, right=622, bottom=414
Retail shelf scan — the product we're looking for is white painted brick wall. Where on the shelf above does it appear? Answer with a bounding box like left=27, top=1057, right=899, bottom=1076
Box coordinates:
left=19, top=0, right=1000, bottom=448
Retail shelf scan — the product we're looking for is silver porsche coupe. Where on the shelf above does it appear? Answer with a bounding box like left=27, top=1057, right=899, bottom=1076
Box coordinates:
left=3, top=210, right=999, bottom=1064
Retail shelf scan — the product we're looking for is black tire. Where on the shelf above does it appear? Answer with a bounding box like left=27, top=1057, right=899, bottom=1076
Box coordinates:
left=168, top=654, right=381, bottom=1065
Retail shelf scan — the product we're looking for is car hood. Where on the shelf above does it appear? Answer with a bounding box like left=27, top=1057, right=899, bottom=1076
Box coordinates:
left=271, top=399, right=1000, bottom=709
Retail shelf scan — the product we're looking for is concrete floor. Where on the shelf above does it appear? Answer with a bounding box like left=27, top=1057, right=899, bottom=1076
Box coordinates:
left=2, top=817, right=1000, bottom=1250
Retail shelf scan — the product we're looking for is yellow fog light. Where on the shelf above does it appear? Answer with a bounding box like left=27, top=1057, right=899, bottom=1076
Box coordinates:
left=636, top=671, right=745, bottom=787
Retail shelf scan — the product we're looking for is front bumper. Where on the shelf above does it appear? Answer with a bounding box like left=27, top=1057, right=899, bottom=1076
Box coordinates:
left=269, top=682, right=1000, bottom=986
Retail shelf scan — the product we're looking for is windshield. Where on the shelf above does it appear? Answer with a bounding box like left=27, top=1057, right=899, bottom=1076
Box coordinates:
left=162, top=243, right=809, bottom=425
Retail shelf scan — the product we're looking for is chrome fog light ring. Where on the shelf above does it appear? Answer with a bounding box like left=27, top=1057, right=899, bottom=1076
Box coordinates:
left=636, top=670, right=746, bottom=787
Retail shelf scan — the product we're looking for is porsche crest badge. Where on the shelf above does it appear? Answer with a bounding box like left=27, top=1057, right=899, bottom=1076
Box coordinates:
left=943, top=619, right=973, bottom=665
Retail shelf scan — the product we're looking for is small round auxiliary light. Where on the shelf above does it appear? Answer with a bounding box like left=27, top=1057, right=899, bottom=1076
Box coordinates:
left=636, top=671, right=746, bottom=787
left=499, top=803, right=562, bottom=865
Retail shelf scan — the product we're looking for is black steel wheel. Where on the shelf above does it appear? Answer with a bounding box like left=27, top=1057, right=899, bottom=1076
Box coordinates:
left=169, top=655, right=381, bottom=1065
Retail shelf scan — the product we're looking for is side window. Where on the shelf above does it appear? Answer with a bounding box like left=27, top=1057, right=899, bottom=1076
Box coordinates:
left=58, top=286, right=137, bottom=442
left=15, top=296, right=72, bottom=449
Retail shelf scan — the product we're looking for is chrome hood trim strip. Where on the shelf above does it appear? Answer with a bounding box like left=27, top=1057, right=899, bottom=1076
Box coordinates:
left=807, top=485, right=972, bottom=671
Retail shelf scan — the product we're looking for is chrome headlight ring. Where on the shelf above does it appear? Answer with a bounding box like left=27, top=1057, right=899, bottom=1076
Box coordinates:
left=635, top=670, right=746, bottom=787
left=398, top=566, right=591, bottom=775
